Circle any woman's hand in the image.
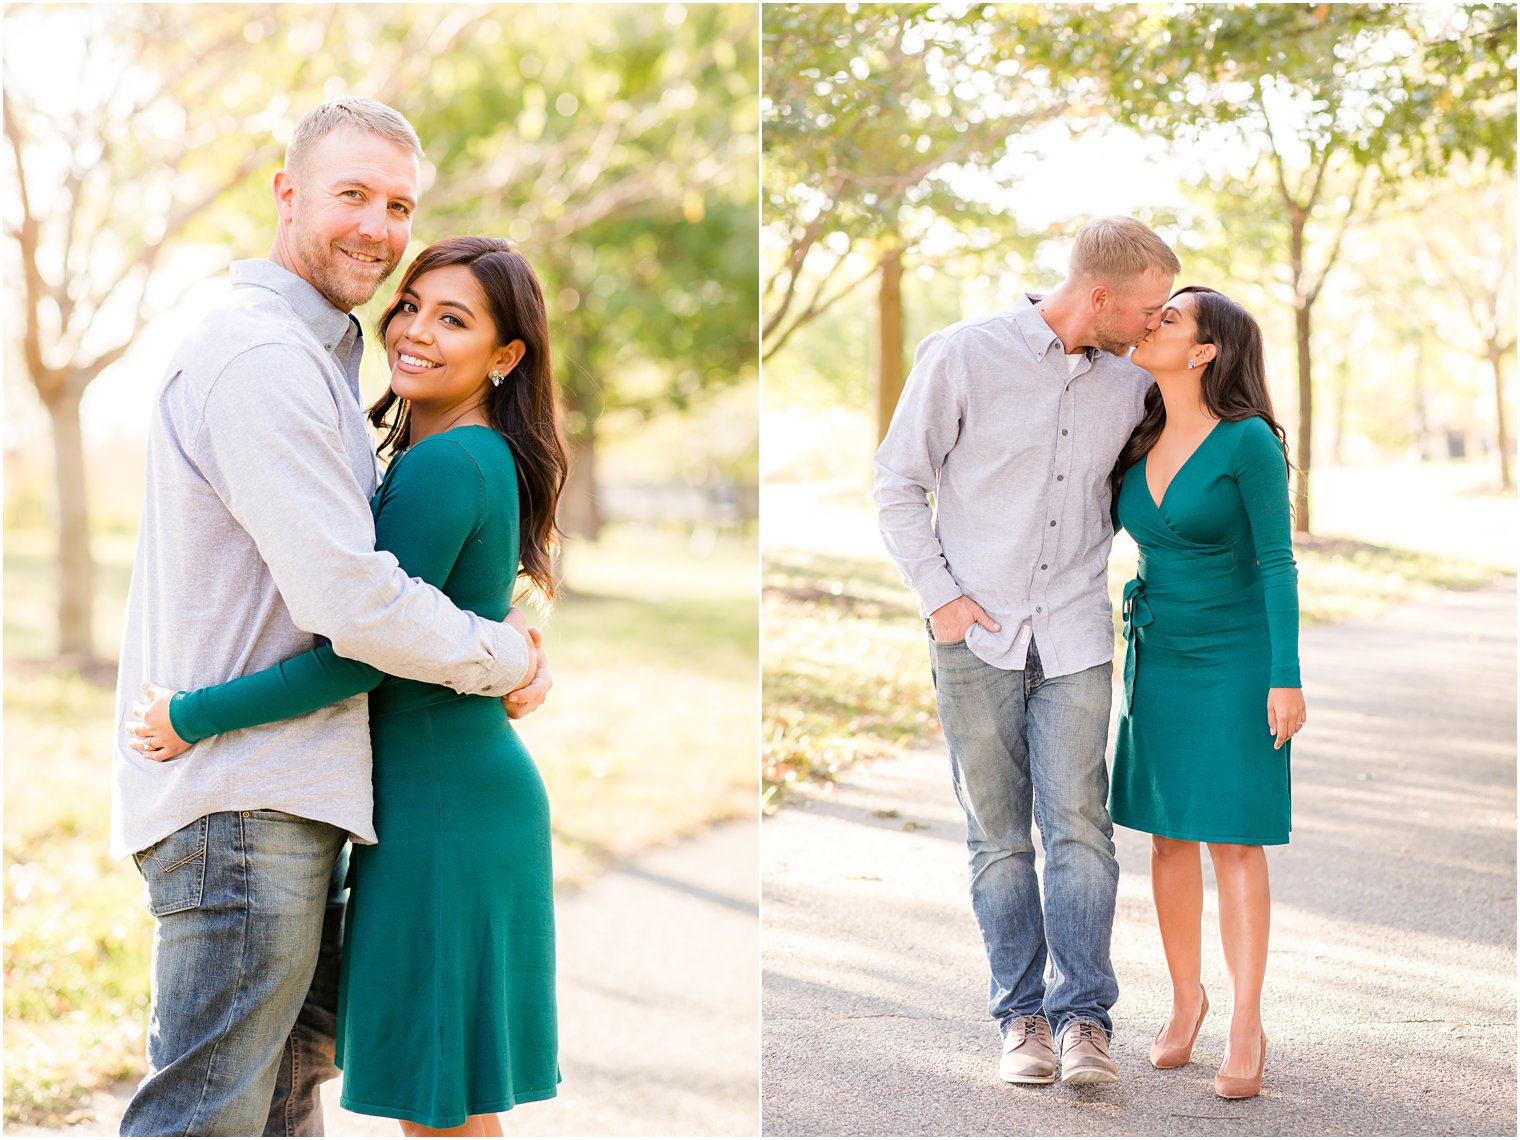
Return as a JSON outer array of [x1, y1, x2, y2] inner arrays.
[[126, 682, 192, 762], [1266, 687, 1307, 750], [505, 629, 552, 720]]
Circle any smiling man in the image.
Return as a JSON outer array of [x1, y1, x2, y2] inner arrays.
[[874, 216, 1179, 1089], [112, 98, 549, 1137]]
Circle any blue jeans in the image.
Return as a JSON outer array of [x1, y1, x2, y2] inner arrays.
[[929, 632, 1120, 1039], [121, 810, 348, 1137]]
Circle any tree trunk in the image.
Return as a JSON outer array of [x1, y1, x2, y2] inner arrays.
[[42, 384, 96, 664], [875, 235, 904, 445], [559, 429, 602, 541], [1294, 301, 1313, 534], [1492, 346, 1512, 492], [1289, 215, 1313, 535]]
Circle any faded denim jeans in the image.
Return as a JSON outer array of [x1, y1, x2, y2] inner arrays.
[[121, 810, 347, 1137], [929, 632, 1120, 1040]]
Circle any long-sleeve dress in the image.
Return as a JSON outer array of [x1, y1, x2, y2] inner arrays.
[[1108, 415, 1300, 846], [168, 424, 559, 1127]]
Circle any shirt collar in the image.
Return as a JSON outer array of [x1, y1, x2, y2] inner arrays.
[[1015, 292, 1095, 366], [229, 259, 357, 354]]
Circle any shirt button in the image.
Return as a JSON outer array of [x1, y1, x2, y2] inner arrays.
[[1062, 429, 1069, 436], [1040, 564, 1048, 570], [1036, 606, 1043, 613], [1050, 520, 1057, 527], [1057, 474, 1064, 481]]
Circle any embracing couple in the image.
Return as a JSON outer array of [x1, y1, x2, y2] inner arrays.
[[874, 216, 1306, 1100], [110, 97, 566, 1136]]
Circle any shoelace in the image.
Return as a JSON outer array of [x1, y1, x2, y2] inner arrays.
[[1020, 1018, 1043, 1040], [1065, 1021, 1105, 1052]]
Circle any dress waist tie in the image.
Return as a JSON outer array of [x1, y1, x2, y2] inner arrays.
[[1120, 576, 1153, 717]]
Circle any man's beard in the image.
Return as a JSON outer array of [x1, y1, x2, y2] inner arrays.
[[292, 216, 397, 311], [1090, 311, 1140, 357]]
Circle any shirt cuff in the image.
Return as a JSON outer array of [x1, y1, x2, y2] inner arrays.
[[913, 572, 966, 620]]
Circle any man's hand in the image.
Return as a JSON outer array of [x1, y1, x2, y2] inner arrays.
[[505, 628, 551, 720], [929, 595, 1001, 643], [505, 607, 539, 688]]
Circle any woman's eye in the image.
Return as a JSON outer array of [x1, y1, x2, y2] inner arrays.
[[398, 301, 417, 313], [443, 315, 464, 327]]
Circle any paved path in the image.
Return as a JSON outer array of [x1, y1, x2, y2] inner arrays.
[[762, 582, 1517, 1137], [21, 819, 759, 1137]]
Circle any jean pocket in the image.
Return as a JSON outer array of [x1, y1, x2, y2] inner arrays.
[[132, 815, 209, 916]]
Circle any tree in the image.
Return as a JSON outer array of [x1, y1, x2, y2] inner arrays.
[[1017, 2, 1517, 531], [763, 2, 1061, 441], [1408, 159, 1516, 489]]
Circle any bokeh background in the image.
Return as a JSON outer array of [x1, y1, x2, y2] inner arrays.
[[761, 2, 1516, 800], [3, 2, 759, 1128]]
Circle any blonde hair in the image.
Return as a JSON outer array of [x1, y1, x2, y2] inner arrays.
[[285, 96, 422, 174], [1068, 216, 1180, 285]]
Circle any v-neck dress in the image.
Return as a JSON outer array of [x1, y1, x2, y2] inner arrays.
[[166, 426, 559, 1127], [1108, 415, 1300, 845]]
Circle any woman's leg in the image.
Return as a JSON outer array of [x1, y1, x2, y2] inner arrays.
[[1207, 841, 1270, 1078], [400, 1114, 502, 1137], [1150, 835, 1207, 1054]]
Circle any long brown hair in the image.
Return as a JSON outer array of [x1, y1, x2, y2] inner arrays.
[[369, 236, 569, 605], [1111, 285, 1291, 504]]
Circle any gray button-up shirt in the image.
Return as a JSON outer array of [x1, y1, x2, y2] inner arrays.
[[110, 259, 530, 858], [873, 293, 1152, 678]]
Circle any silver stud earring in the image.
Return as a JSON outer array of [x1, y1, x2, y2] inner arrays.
[[1187, 360, 1197, 370], [489, 370, 506, 387]]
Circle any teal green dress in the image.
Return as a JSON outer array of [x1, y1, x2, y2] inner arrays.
[[168, 425, 559, 1127], [1109, 415, 1300, 846]]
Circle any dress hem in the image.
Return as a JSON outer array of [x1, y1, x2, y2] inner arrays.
[[1112, 814, 1290, 847], [338, 1082, 560, 1128]]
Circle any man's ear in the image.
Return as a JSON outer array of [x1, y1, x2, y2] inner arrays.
[[272, 169, 297, 221], [1088, 283, 1110, 313]]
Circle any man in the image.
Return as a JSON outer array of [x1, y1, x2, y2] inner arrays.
[[111, 97, 550, 1136], [873, 216, 1180, 1086]]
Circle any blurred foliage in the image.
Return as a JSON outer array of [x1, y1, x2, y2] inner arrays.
[[762, 2, 1057, 356], [5, 1, 758, 429]]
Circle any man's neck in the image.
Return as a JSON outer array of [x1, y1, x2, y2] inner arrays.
[[1030, 282, 1094, 355]]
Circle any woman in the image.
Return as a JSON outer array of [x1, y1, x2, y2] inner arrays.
[[128, 236, 568, 1136], [1108, 285, 1306, 1100]]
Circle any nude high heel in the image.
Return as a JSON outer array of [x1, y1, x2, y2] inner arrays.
[[1214, 1030, 1267, 1099], [1148, 988, 1208, 1069]]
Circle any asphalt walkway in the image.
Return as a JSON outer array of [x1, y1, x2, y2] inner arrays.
[[762, 581, 1517, 1137]]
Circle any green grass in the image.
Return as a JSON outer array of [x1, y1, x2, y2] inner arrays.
[[2, 524, 757, 1127], [763, 529, 1511, 809]]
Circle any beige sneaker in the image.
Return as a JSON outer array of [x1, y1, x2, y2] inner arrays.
[[999, 1015, 1058, 1084], [1059, 1019, 1118, 1085]]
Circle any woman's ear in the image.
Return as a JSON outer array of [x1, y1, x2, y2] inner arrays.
[[491, 339, 527, 376], [1196, 342, 1218, 366]]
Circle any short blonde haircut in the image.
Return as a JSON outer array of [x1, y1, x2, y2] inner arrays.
[[1068, 216, 1180, 284], [285, 96, 422, 174]]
